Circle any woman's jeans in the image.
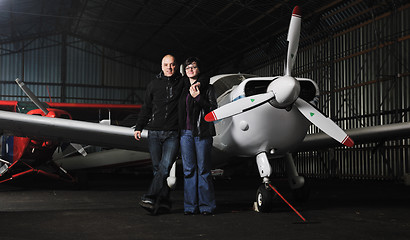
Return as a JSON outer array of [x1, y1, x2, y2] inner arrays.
[[143, 130, 179, 203], [180, 130, 216, 213]]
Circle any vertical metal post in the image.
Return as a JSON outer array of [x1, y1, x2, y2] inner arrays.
[[330, 35, 336, 122], [61, 33, 67, 103], [21, 45, 25, 82]]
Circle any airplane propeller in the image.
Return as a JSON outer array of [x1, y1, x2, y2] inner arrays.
[[205, 6, 354, 147], [15, 78, 50, 115], [204, 92, 274, 122], [15, 78, 88, 156], [285, 5, 301, 76], [294, 98, 354, 147]]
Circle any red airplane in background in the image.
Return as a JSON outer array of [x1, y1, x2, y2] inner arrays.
[[0, 91, 144, 184]]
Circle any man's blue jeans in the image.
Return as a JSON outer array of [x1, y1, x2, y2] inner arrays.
[[143, 130, 179, 202], [180, 130, 216, 213]]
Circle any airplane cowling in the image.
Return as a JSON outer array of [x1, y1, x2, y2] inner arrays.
[[212, 99, 310, 157]]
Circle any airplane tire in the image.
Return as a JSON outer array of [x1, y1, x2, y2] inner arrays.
[[256, 185, 273, 212]]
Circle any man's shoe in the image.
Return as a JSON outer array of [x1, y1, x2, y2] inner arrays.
[[201, 211, 212, 216], [184, 211, 194, 215], [141, 198, 154, 205], [139, 200, 154, 213]]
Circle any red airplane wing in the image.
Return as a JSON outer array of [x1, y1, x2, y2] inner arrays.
[[0, 100, 18, 112]]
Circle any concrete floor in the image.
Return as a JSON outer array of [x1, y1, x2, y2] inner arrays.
[[0, 173, 409, 240]]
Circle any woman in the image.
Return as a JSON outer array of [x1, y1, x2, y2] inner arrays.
[[179, 57, 217, 215]]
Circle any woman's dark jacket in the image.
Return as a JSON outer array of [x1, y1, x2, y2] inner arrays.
[[135, 71, 183, 132], [178, 75, 217, 138]]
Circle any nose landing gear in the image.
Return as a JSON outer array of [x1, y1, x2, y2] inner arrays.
[[254, 152, 276, 212], [254, 152, 309, 215]]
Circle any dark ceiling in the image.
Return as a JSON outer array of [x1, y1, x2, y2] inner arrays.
[[0, 0, 407, 72]]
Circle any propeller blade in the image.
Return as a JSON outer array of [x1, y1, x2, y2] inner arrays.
[[294, 98, 354, 147], [70, 143, 88, 157], [15, 78, 49, 115], [205, 92, 274, 122], [285, 6, 301, 76]]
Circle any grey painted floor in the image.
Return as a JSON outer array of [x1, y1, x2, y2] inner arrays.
[[0, 173, 409, 240]]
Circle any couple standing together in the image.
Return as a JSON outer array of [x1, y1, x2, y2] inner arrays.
[[134, 54, 217, 215]]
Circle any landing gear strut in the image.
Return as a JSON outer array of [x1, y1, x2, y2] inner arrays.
[[285, 153, 310, 202], [254, 152, 310, 212]]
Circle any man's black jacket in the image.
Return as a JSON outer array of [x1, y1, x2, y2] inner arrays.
[[134, 71, 183, 132]]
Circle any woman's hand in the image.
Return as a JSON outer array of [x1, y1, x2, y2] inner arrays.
[[190, 82, 201, 98]]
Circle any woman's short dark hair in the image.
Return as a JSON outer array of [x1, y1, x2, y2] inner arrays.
[[184, 57, 201, 72]]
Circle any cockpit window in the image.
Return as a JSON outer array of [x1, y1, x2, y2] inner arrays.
[[213, 75, 254, 98]]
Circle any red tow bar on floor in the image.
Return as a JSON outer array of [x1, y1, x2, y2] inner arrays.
[[269, 184, 306, 222]]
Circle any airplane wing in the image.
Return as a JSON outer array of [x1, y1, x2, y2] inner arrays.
[[0, 109, 149, 152], [46, 102, 142, 109], [46, 102, 142, 124], [54, 149, 151, 170], [0, 100, 18, 112], [297, 122, 410, 151]]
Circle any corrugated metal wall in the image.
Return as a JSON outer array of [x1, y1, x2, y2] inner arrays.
[[0, 34, 156, 104], [249, 7, 410, 180]]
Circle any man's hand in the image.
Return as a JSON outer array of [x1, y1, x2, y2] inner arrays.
[[134, 131, 142, 141]]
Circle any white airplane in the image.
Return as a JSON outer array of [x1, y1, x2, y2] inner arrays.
[[203, 6, 409, 211], [0, 6, 409, 212], [204, 6, 355, 211]]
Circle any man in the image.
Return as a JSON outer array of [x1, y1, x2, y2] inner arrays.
[[134, 54, 183, 215]]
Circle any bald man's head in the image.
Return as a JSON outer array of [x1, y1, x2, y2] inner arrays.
[[161, 55, 177, 77]]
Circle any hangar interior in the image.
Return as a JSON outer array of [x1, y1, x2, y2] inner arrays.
[[0, 0, 408, 181]]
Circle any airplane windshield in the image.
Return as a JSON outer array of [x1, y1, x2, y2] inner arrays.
[[16, 102, 50, 114], [213, 74, 255, 98]]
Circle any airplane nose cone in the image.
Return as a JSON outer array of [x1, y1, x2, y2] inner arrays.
[[267, 76, 300, 108]]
